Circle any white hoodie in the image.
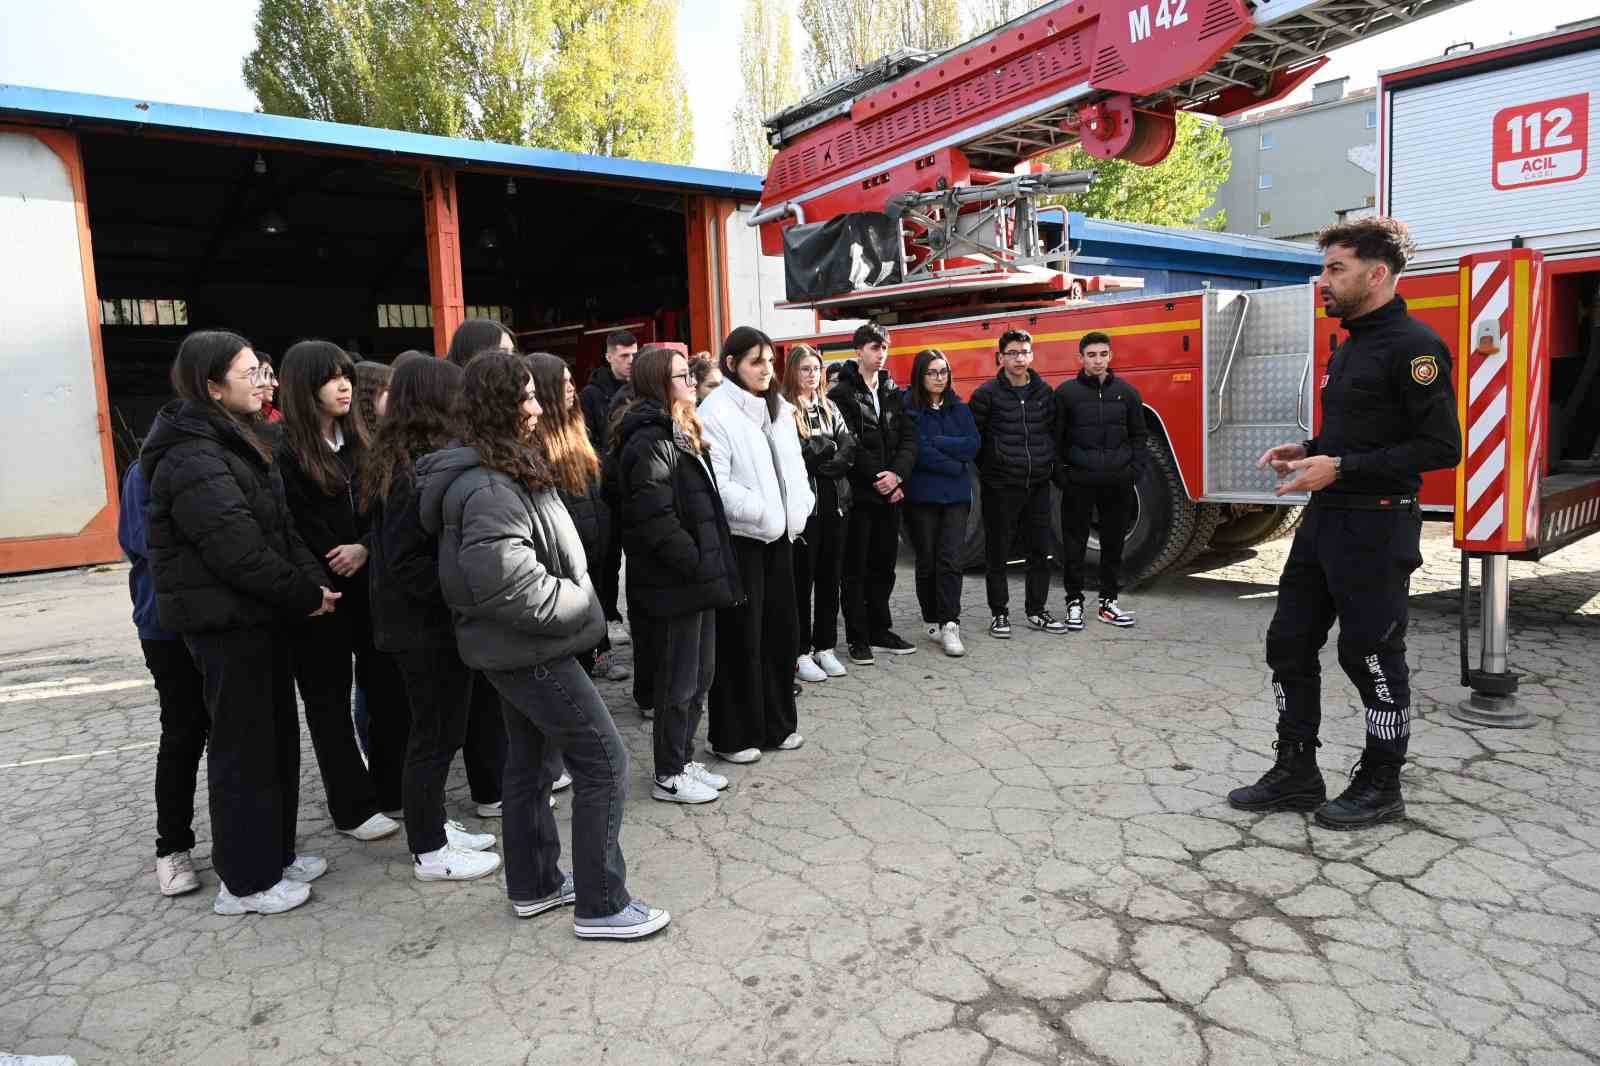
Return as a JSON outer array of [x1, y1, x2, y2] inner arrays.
[[699, 382, 814, 544]]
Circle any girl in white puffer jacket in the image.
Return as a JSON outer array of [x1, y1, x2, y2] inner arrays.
[[698, 326, 816, 765]]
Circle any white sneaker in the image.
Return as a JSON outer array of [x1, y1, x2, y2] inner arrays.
[[381, 809, 403, 819], [512, 873, 576, 918], [475, 800, 503, 818], [940, 621, 966, 658], [597, 652, 631, 681], [574, 898, 671, 940], [712, 747, 762, 764], [414, 843, 501, 882], [777, 732, 805, 750], [813, 649, 847, 677], [684, 761, 729, 790], [445, 819, 495, 851], [156, 851, 200, 897], [924, 622, 940, 644], [607, 620, 632, 647], [341, 812, 400, 841], [553, 770, 573, 792], [795, 654, 828, 683], [652, 772, 720, 804], [213, 878, 310, 916], [282, 855, 327, 883]]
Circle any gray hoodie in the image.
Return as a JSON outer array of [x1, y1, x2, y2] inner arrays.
[[417, 445, 605, 671]]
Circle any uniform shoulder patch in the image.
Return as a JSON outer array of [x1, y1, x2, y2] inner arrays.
[[1410, 355, 1440, 386]]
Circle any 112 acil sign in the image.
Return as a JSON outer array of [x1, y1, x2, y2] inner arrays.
[[1492, 93, 1589, 190]]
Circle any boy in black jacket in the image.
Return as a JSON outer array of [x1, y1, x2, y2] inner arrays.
[[1054, 331, 1146, 630]]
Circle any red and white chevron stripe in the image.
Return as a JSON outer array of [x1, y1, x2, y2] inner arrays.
[[1524, 257, 1545, 537], [1463, 260, 1511, 544]]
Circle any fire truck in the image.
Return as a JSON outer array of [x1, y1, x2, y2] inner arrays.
[[746, 1, 1600, 726]]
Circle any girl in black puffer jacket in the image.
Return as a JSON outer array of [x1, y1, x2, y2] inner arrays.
[[614, 348, 743, 806], [276, 341, 401, 844], [143, 331, 336, 917]]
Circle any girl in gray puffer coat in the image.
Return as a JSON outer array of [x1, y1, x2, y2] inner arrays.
[[418, 351, 668, 942]]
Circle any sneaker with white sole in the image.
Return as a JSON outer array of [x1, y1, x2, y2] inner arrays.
[[989, 613, 1012, 639], [475, 800, 502, 818], [777, 732, 805, 750], [1098, 598, 1135, 627], [156, 851, 200, 897], [712, 746, 762, 764], [282, 855, 327, 884], [813, 649, 847, 677], [870, 631, 917, 655], [847, 642, 876, 666], [512, 873, 575, 918], [213, 878, 310, 916], [1065, 598, 1085, 631], [596, 652, 631, 681], [652, 772, 719, 804], [684, 761, 729, 790], [445, 819, 496, 851], [574, 899, 671, 940], [924, 622, 941, 644], [607, 620, 632, 647], [795, 654, 828, 683], [940, 622, 966, 657], [553, 770, 573, 792], [341, 812, 401, 841], [1026, 610, 1069, 634], [414, 843, 501, 882]]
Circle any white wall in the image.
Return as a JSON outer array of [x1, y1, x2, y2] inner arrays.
[[723, 204, 828, 342], [0, 131, 108, 538]]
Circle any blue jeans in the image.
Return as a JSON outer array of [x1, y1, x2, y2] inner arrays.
[[486, 657, 632, 919]]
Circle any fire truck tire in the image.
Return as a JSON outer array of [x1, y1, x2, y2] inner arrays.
[[1206, 505, 1304, 553], [1103, 436, 1207, 587]]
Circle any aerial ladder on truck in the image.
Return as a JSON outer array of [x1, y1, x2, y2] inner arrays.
[[749, 0, 1600, 730]]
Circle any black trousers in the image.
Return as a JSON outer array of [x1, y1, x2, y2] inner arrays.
[[794, 483, 846, 653], [465, 672, 508, 805], [710, 536, 799, 752], [1060, 481, 1134, 602], [141, 638, 208, 858], [982, 481, 1053, 617], [904, 501, 969, 625], [1266, 502, 1424, 766], [488, 657, 632, 919], [595, 499, 624, 623], [352, 628, 410, 813], [840, 502, 901, 645], [289, 612, 380, 831], [652, 608, 715, 778], [184, 627, 298, 897], [396, 645, 474, 855], [629, 603, 662, 711]]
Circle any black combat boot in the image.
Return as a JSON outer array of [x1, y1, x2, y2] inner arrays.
[[1314, 758, 1404, 830], [1227, 739, 1326, 812]]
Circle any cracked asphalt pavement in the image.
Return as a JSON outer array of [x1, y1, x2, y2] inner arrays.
[[2, 524, 1598, 1065]]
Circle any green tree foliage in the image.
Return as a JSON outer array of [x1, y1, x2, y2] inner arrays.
[[1044, 112, 1232, 230], [729, 0, 797, 173], [796, 0, 963, 91], [242, 0, 693, 164]]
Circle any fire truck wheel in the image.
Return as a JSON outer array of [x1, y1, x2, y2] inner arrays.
[[1207, 505, 1304, 552], [1086, 436, 1208, 587]]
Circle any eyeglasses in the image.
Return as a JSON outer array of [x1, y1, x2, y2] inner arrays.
[[797, 364, 822, 375], [670, 371, 695, 385], [1002, 348, 1032, 358], [924, 367, 950, 378]]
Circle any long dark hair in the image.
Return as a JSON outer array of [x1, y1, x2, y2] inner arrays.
[[525, 352, 600, 496], [353, 360, 393, 429], [360, 357, 464, 509], [169, 330, 272, 464], [908, 348, 960, 411], [447, 317, 513, 368], [721, 325, 780, 422], [614, 346, 705, 456], [278, 340, 370, 495], [780, 343, 838, 439], [463, 351, 551, 491]]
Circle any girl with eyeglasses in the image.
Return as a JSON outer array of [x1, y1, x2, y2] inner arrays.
[[142, 331, 338, 915], [780, 344, 857, 681], [420, 351, 668, 939], [275, 341, 407, 845], [699, 326, 815, 766], [901, 348, 980, 657]]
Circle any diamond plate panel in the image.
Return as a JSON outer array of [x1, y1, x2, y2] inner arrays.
[[1204, 286, 1315, 498]]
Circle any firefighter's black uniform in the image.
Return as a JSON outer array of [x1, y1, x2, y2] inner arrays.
[[1232, 295, 1461, 829]]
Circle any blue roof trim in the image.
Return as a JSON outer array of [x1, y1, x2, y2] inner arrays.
[[1042, 208, 1322, 267], [0, 83, 765, 199]]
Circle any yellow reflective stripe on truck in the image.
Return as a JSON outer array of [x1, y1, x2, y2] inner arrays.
[[890, 318, 1202, 356]]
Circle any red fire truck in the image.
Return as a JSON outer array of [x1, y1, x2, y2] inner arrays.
[[748, 2, 1600, 725]]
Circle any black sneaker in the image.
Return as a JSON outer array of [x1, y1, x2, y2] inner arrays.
[[870, 631, 917, 655], [847, 642, 876, 665], [990, 614, 1012, 639], [1026, 611, 1069, 634]]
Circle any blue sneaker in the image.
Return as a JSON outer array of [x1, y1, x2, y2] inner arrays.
[[573, 899, 671, 940], [512, 873, 576, 918]]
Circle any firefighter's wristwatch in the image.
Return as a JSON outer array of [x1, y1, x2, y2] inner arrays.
[[1331, 456, 1343, 480]]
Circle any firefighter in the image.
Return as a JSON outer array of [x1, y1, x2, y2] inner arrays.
[[1228, 216, 1461, 831]]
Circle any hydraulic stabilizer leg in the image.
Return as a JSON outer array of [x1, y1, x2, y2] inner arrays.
[[1452, 554, 1535, 728]]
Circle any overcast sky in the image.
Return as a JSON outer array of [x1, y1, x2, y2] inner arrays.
[[0, 0, 1593, 173]]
